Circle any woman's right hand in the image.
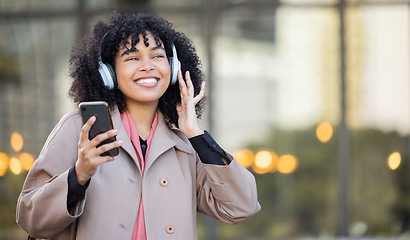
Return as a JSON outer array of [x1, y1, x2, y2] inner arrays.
[[75, 116, 123, 185]]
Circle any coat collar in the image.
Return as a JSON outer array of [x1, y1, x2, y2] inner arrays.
[[111, 106, 193, 173]]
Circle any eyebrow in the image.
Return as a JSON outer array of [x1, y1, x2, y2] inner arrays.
[[120, 45, 166, 57]]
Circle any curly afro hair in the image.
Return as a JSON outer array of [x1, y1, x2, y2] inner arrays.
[[68, 11, 204, 128]]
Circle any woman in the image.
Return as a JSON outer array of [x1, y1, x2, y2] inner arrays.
[[17, 11, 260, 239]]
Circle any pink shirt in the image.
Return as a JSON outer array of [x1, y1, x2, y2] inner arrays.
[[121, 111, 158, 240]]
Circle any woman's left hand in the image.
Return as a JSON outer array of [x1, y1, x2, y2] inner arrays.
[[177, 70, 206, 138]]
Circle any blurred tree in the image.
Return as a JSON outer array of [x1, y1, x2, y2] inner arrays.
[[0, 172, 27, 239], [390, 137, 410, 234], [0, 39, 20, 85], [350, 129, 405, 235], [0, 38, 25, 239], [216, 126, 408, 239]]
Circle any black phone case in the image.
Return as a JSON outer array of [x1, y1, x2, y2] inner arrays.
[[79, 101, 119, 157]]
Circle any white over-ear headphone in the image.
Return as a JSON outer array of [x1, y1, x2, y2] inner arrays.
[[98, 32, 181, 89], [98, 53, 117, 90], [169, 44, 181, 86]]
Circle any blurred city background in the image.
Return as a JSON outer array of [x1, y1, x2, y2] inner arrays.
[[0, 0, 409, 239]]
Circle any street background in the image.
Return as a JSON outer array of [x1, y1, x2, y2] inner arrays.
[[0, 0, 410, 239]]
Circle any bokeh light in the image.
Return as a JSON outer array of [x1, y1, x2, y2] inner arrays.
[[233, 149, 255, 168], [255, 151, 273, 169], [10, 157, 22, 175], [0, 153, 9, 176], [252, 151, 278, 174], [19, 153, 35, 171], [277, 154, 298, 174], [268, 152, 279, 173], [316, 122, 333, 143], [11, 132, 24, 152], [388, 152, 401, 170]]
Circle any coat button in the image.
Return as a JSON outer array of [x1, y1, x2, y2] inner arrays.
[[166, 225, 175, 234], [160, 178, 168, 187]]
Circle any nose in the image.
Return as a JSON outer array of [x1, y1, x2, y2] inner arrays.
[[139, 57, 154, 72]]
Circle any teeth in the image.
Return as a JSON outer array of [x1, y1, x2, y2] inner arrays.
[[136, 78, 157, 84]]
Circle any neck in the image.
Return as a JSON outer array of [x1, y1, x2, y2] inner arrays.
[[126, 101, 158, 140]]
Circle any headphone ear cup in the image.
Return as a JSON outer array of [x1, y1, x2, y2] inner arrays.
[[169, 45, 181, 86], [98, 60, 117, 90], [105, 63, 118, 87], [98, 31, 118, 90]]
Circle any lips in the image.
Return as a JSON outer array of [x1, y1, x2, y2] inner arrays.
[[134, 78, 159, 87]]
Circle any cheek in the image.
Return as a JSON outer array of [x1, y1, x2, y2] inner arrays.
[[115, 64, 132, 85], [160, 61, 172, 81]]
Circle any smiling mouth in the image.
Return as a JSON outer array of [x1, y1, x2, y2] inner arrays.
[[134, 78, 159, 87]]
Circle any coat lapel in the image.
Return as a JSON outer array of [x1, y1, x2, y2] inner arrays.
[[111, 107, 194, 174], [111, 106, 142, 173], [144, 116, 175, 172], [144, 112, 194, 174]]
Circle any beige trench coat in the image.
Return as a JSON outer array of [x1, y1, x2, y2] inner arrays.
[[16, 107, 261, 239]]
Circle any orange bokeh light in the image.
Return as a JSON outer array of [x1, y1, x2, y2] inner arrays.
[[252, 151, 278, 174], [11, 132, 24, 152], [10, 157, 22, 175], [233, 149, 255, 168], [20, 152, 35, 171], [316, 122, 333, 143], [388, 152, 401, 170], [277, 154, 298, 174], [0, 153, 9, 176]]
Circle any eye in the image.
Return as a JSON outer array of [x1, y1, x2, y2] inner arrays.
[[125, 57, 138, 62], [153, 54, 165, 59]]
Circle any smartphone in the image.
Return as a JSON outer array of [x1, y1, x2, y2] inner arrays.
[[78, 101, 119, 157]]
